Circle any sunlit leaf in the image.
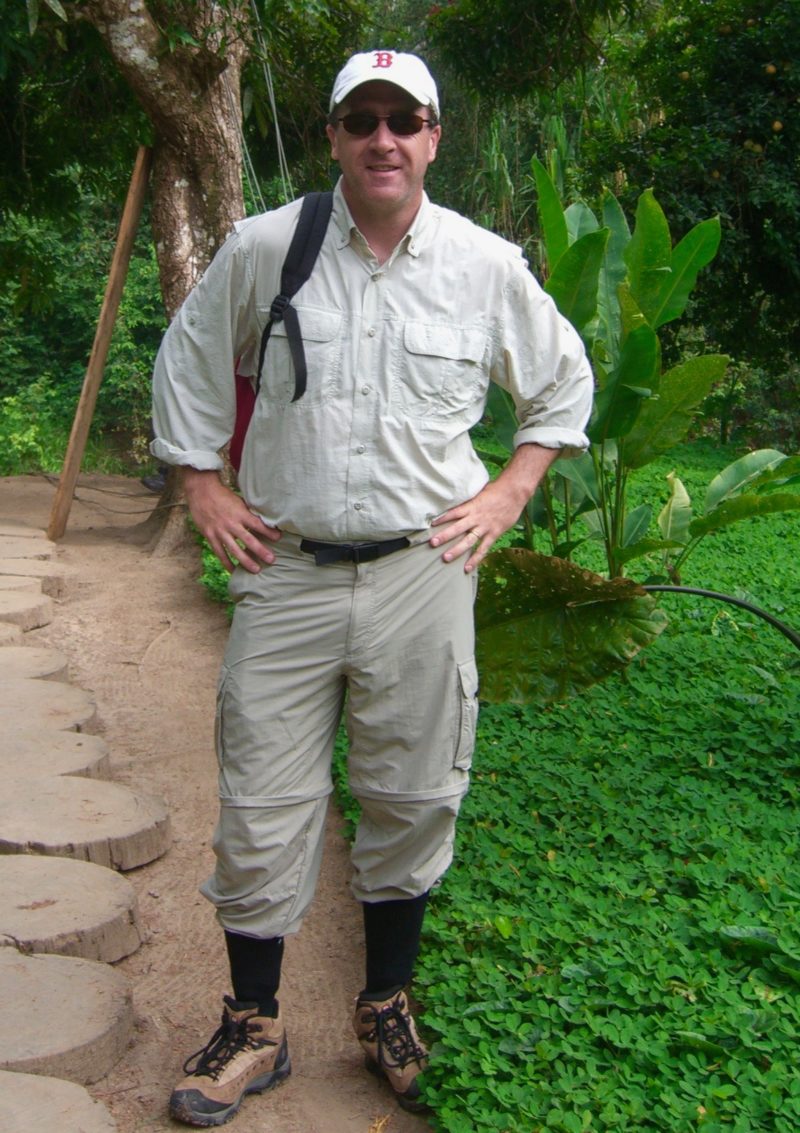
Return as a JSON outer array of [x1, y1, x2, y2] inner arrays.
[[658, 472, 692, 544], [689, 491, 800, 538], [704, 449, 788, 513]]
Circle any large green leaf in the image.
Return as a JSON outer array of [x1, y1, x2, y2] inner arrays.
[[689, 491, 800, 538], [622, 503, 652, 547], [552, 451, 602, 507], [650, 217, 721, 329], [545, 229, 609, 337], [624, 190, 672, 326], [565, 201, 600, 242], [703, 449, 788, 513], [589, 324, 659, 443], [475, 549, 668, 704], [484, 383, 518, 454], [531, 157, 569, 270], [658, 472, 693, 545], [597, 191, 631, 359], [624, 354, 728, 470]]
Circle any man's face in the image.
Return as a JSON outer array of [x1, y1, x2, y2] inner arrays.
[[326, 81, 441, 221]]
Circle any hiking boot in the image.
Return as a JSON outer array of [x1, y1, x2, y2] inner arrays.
[[169, 997, 290, 1127], [352, 988, 429, 1112]]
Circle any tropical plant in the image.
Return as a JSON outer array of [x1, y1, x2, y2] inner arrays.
[[474, 163, 800, 704]]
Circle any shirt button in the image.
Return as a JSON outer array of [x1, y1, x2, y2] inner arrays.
[[367, 327, 376, 337], [356, 445, 366, 454], [371, 273, 381, 281], [354, 502, 363, 511], [361, 385, 371, 395]]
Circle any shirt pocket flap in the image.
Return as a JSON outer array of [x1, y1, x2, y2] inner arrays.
[[403, 321, 485, 363], [270, 306, 341, 342]]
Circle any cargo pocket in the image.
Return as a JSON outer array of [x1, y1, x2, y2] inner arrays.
[[454, 658, 479, 770]]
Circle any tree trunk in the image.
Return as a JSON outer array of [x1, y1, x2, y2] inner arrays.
[[79, 0, 250, 550]]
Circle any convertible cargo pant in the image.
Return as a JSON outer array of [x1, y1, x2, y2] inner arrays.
[[201, 532, 479, 938]]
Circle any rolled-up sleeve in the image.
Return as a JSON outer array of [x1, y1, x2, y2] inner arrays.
[[493, 261, 594, 458], [151, 230, 257, 470]]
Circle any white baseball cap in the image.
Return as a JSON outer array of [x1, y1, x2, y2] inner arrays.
[[329, 50, 440, 119]]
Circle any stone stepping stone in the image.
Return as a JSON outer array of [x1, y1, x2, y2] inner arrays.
[[0, 523, 48, 538], [0, 576, 42, 594], [0, 730, 111, 779], [0, 623, 23, 646], [0, 856, 142, 962], [0, 950, 132, 1085], [0, 1070, 117, 1133], [0, 590, 53, 631], [0, 558, 78, 598], [0, 646, 69, 682], [0, 536, 55, 560], [0, 678, 97, 731], [0, 777, 171, 870]]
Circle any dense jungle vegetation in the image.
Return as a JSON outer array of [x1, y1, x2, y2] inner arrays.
[[3, 1, 800, 1129]]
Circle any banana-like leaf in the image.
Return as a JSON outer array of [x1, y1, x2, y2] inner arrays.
[[658, 472, 693, 544], [703, 449, 787, 513], [589, 324, 658, 443], [475, 549, 669, 704], [689, 491, 800, 538], [545, 229, 609, 338], [484, 383, 518, 454], [531, 157, 569, 270], [552, 451, 602, 507], [622, 503, 652, 546], [650, 217, 721, 329], [597, 192, 631, 359], [624, 190, 672, 325], [565, 201, 600, 242], [624, 354, 728, 469], [614, 537, 684, 567]]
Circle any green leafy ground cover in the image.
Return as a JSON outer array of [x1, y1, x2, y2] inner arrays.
[[197, 441, 799, 1131]]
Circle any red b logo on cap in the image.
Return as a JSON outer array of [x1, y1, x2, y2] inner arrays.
[[372, 52, 394, 68]]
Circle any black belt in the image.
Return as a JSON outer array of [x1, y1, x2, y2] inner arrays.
[[299, 537, 410, 566]]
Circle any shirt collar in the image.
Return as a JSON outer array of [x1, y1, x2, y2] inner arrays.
[[332, 178, 434, 260]]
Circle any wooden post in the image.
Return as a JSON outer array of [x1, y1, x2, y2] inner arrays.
[[47, 145, 153, 541]]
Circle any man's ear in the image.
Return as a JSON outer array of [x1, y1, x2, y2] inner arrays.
[[326, 123, 339, 161], [428, 124, 442, 164]]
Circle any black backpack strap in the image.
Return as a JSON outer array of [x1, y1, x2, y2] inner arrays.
[[256, 190, 334, 402]]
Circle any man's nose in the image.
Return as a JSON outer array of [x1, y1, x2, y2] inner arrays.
[[369, 119, 396, 149]]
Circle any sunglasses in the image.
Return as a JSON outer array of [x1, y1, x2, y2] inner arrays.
[[335, 112, 435, 137]]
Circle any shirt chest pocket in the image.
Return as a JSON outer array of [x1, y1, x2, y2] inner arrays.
[[394, 320, 488, 417], [260, 306, 343, 409]]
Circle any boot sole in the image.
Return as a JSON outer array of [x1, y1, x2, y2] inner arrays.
[[364, 1054, 428, 1113], [169, 1058, 291, 1127]]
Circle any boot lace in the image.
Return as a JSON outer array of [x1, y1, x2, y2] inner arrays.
[[182, 1007, 269, 1080], [371, 1001, 426, 1072]]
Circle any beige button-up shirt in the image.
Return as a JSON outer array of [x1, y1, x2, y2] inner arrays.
[[152, 181, 593, 542]]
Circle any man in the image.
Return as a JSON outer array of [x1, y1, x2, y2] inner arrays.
[[152, 49, 593, 1128]]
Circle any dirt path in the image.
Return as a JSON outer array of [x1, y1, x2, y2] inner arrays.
[[3, 473, 430, 1133]]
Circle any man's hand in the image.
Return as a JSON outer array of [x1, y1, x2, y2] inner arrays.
[[183, 468, 280, 573], [429, 443, 560, 572]]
